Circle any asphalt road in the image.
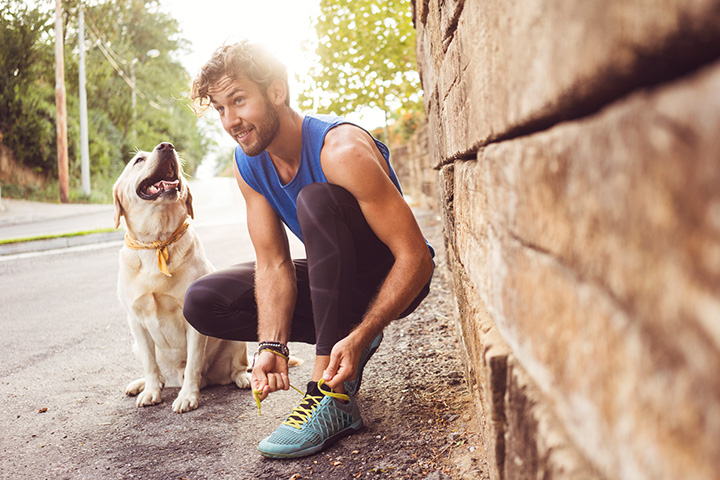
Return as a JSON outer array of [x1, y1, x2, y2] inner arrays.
[[0, 179, 485, 479], [0, 179, 320, 479], [0, 217, 321, 479]]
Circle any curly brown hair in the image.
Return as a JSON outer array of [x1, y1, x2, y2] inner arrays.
[[190, 40, 289, 115]]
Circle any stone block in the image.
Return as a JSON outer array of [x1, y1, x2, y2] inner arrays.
[[451, 248, 602, 479], [416, 0, 720, 161], [450, 61, 720, 480], [392, 125, 438, 210], [452, 259, 511, 480], [504, 357, 602, 479], [436, 163, 455, 257]]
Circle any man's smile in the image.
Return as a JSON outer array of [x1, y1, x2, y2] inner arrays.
[[233, 127, 254, 143]]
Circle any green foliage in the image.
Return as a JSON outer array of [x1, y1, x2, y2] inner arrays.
[[68, 0, 210, 176], [0, 0, 211, 200], [371, 110, 424, 145], [298, 0, 423, 120], [0, 0, 56, 172], [0, 227, 116, 246]]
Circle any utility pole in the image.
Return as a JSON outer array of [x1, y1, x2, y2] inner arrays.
[[78, 6, 90, 196], [54, 0, 69, 203], [130, 59, 137, 144]]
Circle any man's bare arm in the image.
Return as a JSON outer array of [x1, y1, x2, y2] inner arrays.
[[320, 125, 435, 387], [234, 163, 295, 399]]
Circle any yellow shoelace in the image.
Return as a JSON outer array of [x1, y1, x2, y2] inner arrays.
[[252, 365, 350, 421], [252, 349, 303, 416], [281, 379, 350, 429], [280, 391, 324, 429], [252, 383, 304, 416]]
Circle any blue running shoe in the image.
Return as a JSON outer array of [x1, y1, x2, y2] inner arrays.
[[257, 380, 363, 458], [344, 332, 383, 396]]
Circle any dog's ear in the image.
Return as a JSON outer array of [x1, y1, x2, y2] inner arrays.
[[112, 182, 125, 229], [185, 185, 194, 219]]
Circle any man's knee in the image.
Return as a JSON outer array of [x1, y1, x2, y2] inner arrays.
[[297, 182, 357, 224], [183, 263, 257, 337], [183, 277, 213, 332]]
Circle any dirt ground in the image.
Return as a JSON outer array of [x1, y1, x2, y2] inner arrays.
[[1, 209, 489, 479]]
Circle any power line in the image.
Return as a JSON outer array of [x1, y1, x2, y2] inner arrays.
[[83, 15, 163, 111]]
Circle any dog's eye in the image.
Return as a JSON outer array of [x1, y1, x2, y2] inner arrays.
[[134, 156, 146, 165]]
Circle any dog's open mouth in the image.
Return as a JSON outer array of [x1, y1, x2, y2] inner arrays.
[[137, 158, 180, 201]]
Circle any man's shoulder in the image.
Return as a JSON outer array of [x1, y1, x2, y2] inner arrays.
[[322, 123, 367, 148], [303, 114, 356, 162], [305, 113, 347, 127]]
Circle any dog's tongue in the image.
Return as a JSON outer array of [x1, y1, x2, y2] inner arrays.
[[147, 179, 179, 195]]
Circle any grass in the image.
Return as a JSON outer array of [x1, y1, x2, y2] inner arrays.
[[1, 174, 116, 204], [0, 177, 117, 246], [0, 227, 118, 245]]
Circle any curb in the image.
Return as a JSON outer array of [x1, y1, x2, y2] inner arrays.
[[0, 230, 125, 256]]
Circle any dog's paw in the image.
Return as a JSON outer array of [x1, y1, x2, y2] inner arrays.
[[233, 371, 251, 389], [135, 388, 162, 407], [172, 391, 199, 413], [125, 378, 145, 396]]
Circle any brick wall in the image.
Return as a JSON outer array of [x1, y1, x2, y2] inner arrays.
[[412, 0, 720, 478]]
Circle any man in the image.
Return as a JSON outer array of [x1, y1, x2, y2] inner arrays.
[[184, 40, 434, 459]]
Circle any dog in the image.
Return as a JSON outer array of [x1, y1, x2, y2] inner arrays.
[[112, 141, 251, 413]]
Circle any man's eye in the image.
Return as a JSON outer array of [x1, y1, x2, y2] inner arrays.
[[215, 106, 225, 114], [134, 156, 145, 165], [234, 97, 244, 105]]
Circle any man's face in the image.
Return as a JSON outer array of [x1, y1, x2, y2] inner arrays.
[[208, 74, 280, 157]]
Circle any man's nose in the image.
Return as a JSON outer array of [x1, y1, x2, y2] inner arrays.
[[223, 107, 242, 130]]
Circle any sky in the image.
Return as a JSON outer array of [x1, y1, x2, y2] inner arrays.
[[159, 0, 319, 103], [158, 0, 318, 169], [160, 0, 385, 123]]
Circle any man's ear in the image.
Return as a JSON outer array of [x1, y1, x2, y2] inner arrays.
[[267, 78, 287, 106]]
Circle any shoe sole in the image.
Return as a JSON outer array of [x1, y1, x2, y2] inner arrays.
[[257, 419, 364, 459]]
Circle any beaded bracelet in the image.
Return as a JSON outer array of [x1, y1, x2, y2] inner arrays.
[[257, 341, 289, 358], [252, 341, 290, 368]]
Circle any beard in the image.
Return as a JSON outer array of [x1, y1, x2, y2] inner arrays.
[[236, 97, 280, 157]]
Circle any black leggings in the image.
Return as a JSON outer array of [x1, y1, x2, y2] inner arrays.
[[183, 183, 431, 355]]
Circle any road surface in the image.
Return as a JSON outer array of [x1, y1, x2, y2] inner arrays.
[[0, 178, 485, 479]]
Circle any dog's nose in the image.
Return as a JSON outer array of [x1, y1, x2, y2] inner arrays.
[[157, 142, 174, 151]]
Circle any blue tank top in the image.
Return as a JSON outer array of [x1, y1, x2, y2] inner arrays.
[[235, 114, 403, 243]]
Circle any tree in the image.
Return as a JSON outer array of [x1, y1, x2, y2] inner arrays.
[[0, 0, 210, 200], [68, 0, 209, 177], [298, 0, 423, 132], [0, 0, 56, 172]]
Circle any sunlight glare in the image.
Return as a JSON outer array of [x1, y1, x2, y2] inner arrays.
[[160, 0, 320, 111]]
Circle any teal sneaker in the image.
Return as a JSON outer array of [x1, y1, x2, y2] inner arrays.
[[257, 380, 364, 458], [344, 332, 383, 396]]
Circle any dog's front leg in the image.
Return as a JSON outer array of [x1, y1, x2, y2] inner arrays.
[[172, 326, 207, 413], [126, 319, 164, 407]]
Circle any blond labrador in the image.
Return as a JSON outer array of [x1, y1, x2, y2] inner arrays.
[[113, 142, 250, 413]]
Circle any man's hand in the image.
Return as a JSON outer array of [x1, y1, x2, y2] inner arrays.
[[251, 350, 290, 401], [322, 333, 365, 391]]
